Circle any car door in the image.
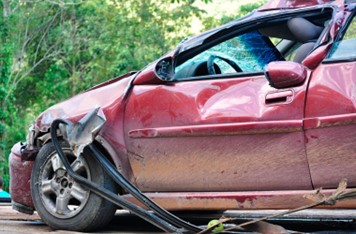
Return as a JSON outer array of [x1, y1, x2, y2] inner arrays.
[[304, 11, 356, 189], [124, 25, 313, 193]]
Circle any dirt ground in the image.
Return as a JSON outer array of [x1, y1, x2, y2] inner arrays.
[[0, 204, 161, 233], [0, 204, 81, 234]]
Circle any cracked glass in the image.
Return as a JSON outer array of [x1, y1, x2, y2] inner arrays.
[[175, 30, 284, 79]]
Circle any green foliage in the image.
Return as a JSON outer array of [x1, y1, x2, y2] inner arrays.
[[239, 1, 266, 16], [201, 1, 267, 30], [0, 0, 263, 191], [1, 0, 14, 191]]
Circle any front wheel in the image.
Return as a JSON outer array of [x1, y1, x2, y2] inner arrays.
[[31, 142, 117, 231]]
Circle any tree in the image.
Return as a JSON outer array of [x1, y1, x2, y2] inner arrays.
[[0, 0, 265, 191], [1, 0, 17, 189], [201, 1, 266, 30], [0, 0, 210, 190]]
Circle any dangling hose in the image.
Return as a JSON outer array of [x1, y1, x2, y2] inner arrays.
[[87, 143, 202, 233], [50, 119, 185, 233]]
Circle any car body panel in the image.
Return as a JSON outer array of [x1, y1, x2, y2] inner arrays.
[[305, 61, 356, 188], [35, 74, 133, 132], [123, 190, 356, 210], [32, 74, 136, 180], [124, 73, 312, 192], [9, 143, 34, 208]]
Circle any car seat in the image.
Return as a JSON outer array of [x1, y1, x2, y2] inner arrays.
[[287, 17, 323, 63]]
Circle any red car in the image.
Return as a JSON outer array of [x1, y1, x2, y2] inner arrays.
[[9, 0, 356, 231]]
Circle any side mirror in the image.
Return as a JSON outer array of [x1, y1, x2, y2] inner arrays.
[[264, 61, 307, 89], [154, 57, 174, 81]]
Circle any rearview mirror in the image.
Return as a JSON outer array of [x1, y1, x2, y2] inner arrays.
[[264, 61, 307, 89]]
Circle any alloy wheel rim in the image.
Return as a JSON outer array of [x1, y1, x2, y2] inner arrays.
[[39, 151, 91, 218]]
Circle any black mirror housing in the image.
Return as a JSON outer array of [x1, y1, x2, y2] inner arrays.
[[154, 57, 174, 81]]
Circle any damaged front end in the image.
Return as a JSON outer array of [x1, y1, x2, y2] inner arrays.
[[22, 125, 42, 160], [9, 73, 135, 215], [9, 124, 50, 214], [9, 108, 107, 215]]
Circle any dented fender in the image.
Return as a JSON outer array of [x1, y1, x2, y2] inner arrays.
[[10, 74, 137, 213]]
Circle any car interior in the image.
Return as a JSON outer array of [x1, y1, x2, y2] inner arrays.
[[173, 10, 332, 81]]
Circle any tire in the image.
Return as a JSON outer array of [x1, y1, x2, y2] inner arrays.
[[31, 141, 117, 231]]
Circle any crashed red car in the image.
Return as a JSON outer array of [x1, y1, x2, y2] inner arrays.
[[9, 0, 356, 231]]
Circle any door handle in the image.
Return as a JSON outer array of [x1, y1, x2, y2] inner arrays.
[[265, 90, 293, 105]]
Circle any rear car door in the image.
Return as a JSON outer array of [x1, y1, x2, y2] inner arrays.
[[304, 11, 356, 189], [124, 17, 314, 193]]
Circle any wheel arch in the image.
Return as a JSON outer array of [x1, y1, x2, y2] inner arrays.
[[93, 135, 135, 192], [33, 131, 134, 193]]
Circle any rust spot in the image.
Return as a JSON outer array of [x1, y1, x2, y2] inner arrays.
[[184, 194, 258, 204], [233, 195, 257, 204]]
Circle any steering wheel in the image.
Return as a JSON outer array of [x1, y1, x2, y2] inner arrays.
[[207, 55, 242, 75]]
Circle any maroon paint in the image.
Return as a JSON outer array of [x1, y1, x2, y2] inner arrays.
[[124, 74, 312, 192], [123, 190, 356, 210], [266, 61, 308, 88], [128, 120, 302, 138], [35, 74, 136, 180], [9, 143, 34, 207], [133, 64, 166, 85], [305, 61, 356, 189]]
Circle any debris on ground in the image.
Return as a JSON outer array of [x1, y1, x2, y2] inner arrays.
[[199, 179, 356, 233]]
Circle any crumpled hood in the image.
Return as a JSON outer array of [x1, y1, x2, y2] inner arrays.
[[35, 73, 134, 132]]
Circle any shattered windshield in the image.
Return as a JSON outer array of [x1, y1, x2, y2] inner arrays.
[[174, 30, 284, 79]]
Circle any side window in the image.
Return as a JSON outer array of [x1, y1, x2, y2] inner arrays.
[[172, 12, 332, 81], [327, 14, 356, 61], [174, 30, 284, 80]]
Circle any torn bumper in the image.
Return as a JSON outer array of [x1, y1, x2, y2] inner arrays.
[[9, 142, 35, 214]]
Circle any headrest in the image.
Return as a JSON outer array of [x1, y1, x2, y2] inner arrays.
[[287, 17, 323, 43], [293, 42, 316, 63]]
